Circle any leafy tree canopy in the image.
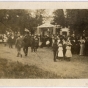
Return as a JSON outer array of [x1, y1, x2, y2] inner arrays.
[[0, 9, 45, 34]]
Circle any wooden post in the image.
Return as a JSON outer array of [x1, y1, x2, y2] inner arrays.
[[37, 27, 40, 35]]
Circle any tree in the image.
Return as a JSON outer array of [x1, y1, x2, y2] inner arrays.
[[0, 9, 45, 34], [66, 9, 88, 35], [52, 9, 65, 27], [30, 9, 45, 34]]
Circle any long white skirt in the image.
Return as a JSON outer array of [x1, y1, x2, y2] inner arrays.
[[58, 48, 63, 57], [65, 50, 72, 57]]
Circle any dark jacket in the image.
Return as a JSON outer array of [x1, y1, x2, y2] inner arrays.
[[8, 36, 13, 44], [52, 42, 58, 51], [23, 35, 30, 47], [34, 38, 39, 47], [31, 38, 35, 47]]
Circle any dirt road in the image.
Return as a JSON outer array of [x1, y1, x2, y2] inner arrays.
[[0, 44, 88, 78]]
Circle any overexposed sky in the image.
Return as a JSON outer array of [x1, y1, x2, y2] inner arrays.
[[28, 9, 55, 23], [29, 9, 55, 17]]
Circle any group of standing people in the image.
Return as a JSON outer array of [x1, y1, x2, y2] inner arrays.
[[2, 31, 88, 62], [52, 34, 88, 62], [53, 38, 72, 62], [15, 32, 39, 57], [70, 35, 88, 56], [2, 33, 17, 48], [40, 35, 52, 48], [2, 31, 39, 58]]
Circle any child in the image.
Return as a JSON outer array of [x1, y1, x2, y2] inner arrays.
[[65, 42, 72, 61], [58, 43, 63, 60]]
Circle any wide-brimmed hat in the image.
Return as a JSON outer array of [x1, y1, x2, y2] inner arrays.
[[67, 42, 72, 46], [58, 44, 62, 47]]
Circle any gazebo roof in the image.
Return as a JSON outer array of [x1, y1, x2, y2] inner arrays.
[[38, 23, 55, 28]]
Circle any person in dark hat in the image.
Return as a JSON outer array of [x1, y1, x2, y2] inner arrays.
[[30, 35, 35, 52], [23, 32, 30, 56], [34, 36, 39, 52], [52, 39, 58, 62], [63, 38, 67, 60], [84, 37, 88, 56], [8, 35, 13, 48]]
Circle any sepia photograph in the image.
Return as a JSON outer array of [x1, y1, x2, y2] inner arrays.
[[0, 2, 88, 86]]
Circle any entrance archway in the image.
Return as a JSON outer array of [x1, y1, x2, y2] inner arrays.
[[62, 31, 67, 36], [60, 27, 70, 36]]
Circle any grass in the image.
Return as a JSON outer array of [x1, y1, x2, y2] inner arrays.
[[0, 57, 60, 78]]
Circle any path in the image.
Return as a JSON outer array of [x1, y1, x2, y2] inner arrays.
[[0, 44, 88, 78]]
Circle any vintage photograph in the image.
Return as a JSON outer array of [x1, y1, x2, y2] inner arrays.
[[0, 8, 88, 79], [0, 2, 88, 82]]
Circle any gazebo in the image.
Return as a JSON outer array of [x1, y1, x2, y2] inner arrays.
[[36, 22, 56, 36]]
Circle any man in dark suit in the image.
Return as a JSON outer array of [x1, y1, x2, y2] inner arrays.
[[52, 39, 58, 62], [85, 37, 88, 56], [23, 32, 30, 56]]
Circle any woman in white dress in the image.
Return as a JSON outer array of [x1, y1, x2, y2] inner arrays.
[[65, 42, 72, 61], [79, 37, 85, 56], [58, 43, 63, 60]]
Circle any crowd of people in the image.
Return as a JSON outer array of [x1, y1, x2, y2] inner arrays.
[[2, 32, 39, 57], [15, 32, 39, 57], [1, 31, 88, 62], [52, 34, 88, 62]]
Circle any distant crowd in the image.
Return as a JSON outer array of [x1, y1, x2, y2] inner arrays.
[[1, 32, 40, 57]]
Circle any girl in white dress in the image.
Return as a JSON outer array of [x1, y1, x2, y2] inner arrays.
[[65, 42, 72, 61], [58, 43, 63, 60]]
